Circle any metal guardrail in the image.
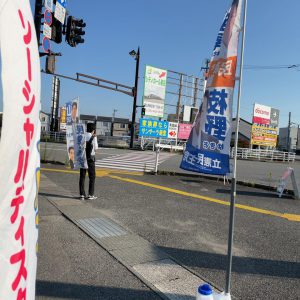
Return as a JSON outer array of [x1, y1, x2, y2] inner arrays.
[[231, 148, 295, 162], [41, 131, 66, 143]]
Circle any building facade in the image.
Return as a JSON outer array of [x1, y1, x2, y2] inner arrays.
[[67, 114, 131, 137], [40, 111, 50, 132], [278, 127, 299, 152]]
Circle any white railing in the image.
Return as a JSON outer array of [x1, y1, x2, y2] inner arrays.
[[231, 148, 295, 162]]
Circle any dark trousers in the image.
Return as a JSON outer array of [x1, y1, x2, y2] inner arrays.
[[79, 158, 96, 196]]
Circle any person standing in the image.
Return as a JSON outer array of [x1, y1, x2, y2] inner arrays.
[[79, 123, 98, 200]]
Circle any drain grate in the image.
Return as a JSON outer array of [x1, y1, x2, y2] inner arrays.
[[77, 217, 127, 239]]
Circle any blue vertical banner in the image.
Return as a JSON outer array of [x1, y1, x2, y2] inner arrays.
[[180, 0, 242, 175], [74, 123, 88, 169], [65, 99, 86, 169]]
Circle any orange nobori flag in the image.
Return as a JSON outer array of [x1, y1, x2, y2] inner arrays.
[[181, 0, 242, 175]]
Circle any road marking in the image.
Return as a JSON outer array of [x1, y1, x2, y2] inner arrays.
[[108, 175, 300, 223], [95, 152, 173, 173], [41, 167, 142, 177], [41, 167, 79, 174]]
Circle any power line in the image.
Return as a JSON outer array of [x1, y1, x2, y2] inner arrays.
[[243, 64, 300, 70]]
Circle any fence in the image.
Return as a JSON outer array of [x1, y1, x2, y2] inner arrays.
[[231, 148, 295, 162], [41, 131, 66, 143]]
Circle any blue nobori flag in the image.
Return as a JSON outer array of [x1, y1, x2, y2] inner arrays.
[[180, 0, 242, 175]]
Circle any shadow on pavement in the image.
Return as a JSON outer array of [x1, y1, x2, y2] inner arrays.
[[215, 188, 293, 200], [160, 247, 300, 279], [36, 280, 169, 300], [39, 192, 77, 200]]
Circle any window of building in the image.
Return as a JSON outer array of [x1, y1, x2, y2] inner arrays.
[[103, 122, 110, 127], [120, 124, 126, 129], [41, 117, 46, 122]]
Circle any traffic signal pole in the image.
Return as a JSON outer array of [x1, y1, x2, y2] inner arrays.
[[34, 0, 43, 46], [130, 47, 140, 149]]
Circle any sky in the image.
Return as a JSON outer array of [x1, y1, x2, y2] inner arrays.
[[1, 0, 300, 128]]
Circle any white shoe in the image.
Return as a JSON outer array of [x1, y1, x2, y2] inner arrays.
[[87, 195, 97, 200], [80, 195, 85, 200]]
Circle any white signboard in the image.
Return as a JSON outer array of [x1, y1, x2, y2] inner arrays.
[[183, 105, 192, 122], [54, 2, 66, 24], [277, 167, 300, 200], [143, 65, 167, 118], [253, 103, 271, 125], [168, 122, 178, 139], [45, 0, 53, 11], [43, 23, 52, 39]]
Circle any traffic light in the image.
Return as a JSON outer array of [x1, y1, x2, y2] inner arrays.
[[66, 16, 86, 47], [141, 107, 146, 116], [51, 16, 62, 44]]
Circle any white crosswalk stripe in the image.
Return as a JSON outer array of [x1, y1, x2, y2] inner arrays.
[[95, 152, 173, 172]]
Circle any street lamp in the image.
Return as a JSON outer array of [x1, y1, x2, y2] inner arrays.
[[129, 47, 140, 149]]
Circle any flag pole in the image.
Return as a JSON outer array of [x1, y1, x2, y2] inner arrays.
[[225, 0, 248, 295]]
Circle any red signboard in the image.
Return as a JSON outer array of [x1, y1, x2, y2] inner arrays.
[[178, 123, 193, 140]]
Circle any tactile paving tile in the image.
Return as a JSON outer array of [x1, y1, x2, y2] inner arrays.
[[77, 217, 127, 238]]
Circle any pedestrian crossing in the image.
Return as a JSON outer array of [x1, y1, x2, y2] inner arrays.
[[95, 151, 174, 172]]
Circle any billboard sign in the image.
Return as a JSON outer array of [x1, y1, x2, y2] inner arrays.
[[168, 122, 178, 139], [139, 118, 168, 138], [251, 125, 278, 147], [178, 123, 193, 140], [253, 103, 271, 125], [143, 65, 167, 118], [270, 108, 280, 127], [59, 106, 66, 131]]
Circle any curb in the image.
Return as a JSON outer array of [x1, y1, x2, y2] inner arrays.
[[154, 170, 295, 197]]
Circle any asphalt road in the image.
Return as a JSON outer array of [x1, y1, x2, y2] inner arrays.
[[41, 142, 300, 190], [40, 165, 300, 300]]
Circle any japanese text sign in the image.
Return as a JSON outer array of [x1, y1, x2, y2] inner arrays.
[[139, 118, 169, 138], [143, 65, 167, 118]]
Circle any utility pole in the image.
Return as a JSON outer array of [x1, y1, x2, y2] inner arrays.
[[130, 47, 140, 149], [111, 109, 117, 136], [176, 74, 183, 122], [287, 112, 291, 152], [50, 76, 60, 132]]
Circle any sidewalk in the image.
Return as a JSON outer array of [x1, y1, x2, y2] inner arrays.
[[37, 173, 162, 300], [37, 173, 212, 300]]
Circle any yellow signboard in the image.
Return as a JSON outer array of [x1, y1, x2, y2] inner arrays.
[[60, 107, 67, 123], [251, 125, 278, 147]]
